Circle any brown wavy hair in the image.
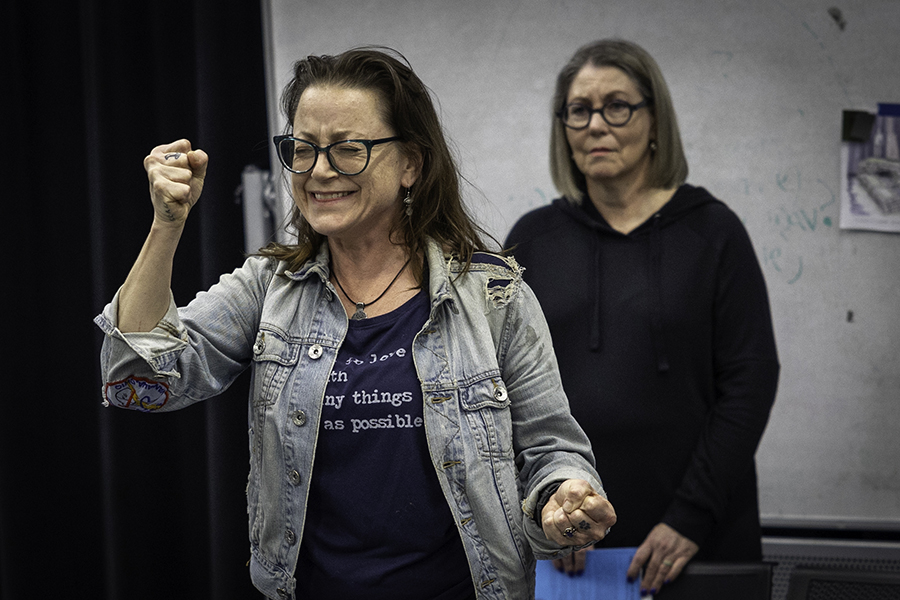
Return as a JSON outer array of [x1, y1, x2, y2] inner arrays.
[[260, 47, 491, 278]]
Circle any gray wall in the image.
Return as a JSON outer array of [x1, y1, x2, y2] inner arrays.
[[263, 0, 900, 529]]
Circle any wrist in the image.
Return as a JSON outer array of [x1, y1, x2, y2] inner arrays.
[[149, 215, 187, 240]]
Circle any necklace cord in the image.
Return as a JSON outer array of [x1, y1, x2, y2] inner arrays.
[[332, 257, 412, 310]]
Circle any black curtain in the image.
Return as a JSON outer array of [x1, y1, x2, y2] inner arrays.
[[4, 1, 270, 598]]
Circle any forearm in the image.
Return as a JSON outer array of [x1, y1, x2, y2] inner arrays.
[[117, 221, 185, 333], [116, 140, 208, 333]]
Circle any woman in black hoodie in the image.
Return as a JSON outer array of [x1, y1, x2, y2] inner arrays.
[[505, 39, 780, 597]]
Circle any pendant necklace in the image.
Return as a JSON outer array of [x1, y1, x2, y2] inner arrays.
[[332, 258, 411, 320]]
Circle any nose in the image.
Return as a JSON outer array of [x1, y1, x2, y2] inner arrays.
[[309, 149, 339, 180], [586, 110, 610, 133]]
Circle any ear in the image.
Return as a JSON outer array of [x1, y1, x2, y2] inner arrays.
[[400, 143, 423, 188]]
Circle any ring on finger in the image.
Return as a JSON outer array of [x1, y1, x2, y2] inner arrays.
[[662, 559, 674, 567], [563, 527, 577, 538]]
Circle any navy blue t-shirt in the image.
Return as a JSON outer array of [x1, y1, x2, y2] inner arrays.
[[295, 290, 474, 599]]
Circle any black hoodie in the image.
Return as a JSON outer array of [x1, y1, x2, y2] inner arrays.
[[505, 184, 779, 558]]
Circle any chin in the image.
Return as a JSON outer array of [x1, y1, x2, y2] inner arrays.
[[585, 168, 623, 182], [299, 211, 343, 237]]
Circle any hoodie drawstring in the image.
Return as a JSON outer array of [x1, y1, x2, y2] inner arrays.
[[589, 233, 603, 352], [649, 213, 670, 372]]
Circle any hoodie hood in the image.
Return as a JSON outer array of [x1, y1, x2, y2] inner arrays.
[[551, 184, 722, 371]]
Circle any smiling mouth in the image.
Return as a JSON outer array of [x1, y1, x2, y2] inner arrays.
[[310, 191, 353, 201]]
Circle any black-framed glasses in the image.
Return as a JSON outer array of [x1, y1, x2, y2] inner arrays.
[[559, 99, 650, 129], [273, 135, 400, 176]]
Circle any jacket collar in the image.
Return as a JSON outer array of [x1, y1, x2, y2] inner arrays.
[[282, 236, 457, 317]]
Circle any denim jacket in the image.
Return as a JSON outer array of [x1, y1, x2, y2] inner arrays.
[[95, 238, 605, 600]]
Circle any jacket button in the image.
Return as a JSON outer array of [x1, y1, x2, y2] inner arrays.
[[289, 469, 301, 485], [493, 386, 508, 402], [286, 529, 296, 545], [308, 344, 323, 359], [291, 410, 307, 426], [253, 332, 266, 355]]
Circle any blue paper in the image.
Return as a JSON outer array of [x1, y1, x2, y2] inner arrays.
[[535, 547, 643, 600]]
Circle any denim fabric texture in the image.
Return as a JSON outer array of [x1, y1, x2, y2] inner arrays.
[[95, 237, 604, 600]]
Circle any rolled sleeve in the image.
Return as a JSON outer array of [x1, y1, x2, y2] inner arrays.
[[95, 289, 189, 378], [94, 289, 191, 412]]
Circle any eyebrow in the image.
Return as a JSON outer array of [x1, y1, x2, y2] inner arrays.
[[294, 129, 360, 142], [568, 89, 634, 104]]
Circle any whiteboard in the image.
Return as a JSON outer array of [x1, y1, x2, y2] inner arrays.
[[263, 0, 900, 529]]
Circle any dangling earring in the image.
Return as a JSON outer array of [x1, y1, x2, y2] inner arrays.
[[403, 187, 413, 216], [650, 141, 658, 152]]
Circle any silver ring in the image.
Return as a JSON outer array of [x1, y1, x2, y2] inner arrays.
[[165, 153, 181, 161], [563, 527, 577, 538]]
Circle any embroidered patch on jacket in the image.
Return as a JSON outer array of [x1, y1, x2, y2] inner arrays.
[[105, 376, 169, 411]]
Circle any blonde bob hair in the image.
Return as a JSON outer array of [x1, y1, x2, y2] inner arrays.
[[549, 39, 688, 203]]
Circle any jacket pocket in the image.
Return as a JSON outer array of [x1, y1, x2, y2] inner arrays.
[[250, 328, 300, 407], [459, 376, 514, 459]]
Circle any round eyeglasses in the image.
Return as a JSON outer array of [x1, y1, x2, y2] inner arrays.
[[559, 99, 650, 129], [273, 135, 400, 176]]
